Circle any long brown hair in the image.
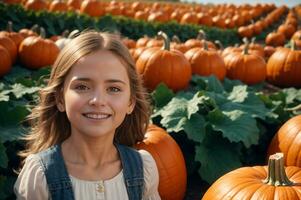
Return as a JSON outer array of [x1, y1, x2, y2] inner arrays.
[[20, 30, 151, 159]]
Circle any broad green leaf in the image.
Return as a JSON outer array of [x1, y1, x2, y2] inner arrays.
[[0, 90, 10, 102], [208, 109, 259, 148], [151, 83, 174, 109], [195, 141, 242, 183], [282, 88, 301, 104], [160, 92, 206, 133], [0, 126, 27, 142], [160, 97, 188, 133], [183, 113, 206, 143], [223, 78, 243, 92], [3, 65, 31, 84], [228, 85, 248, 103], [10, 83, 41, 99], [0, 102, 30, 126], [0, 140, 8, 168], [192, 75, 224, 93], [221, 88, 269, 119]]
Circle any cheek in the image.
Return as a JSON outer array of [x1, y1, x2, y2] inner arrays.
[[64, 92, 86, 112]]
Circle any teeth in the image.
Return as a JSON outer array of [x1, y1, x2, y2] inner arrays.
[[84, 114, 110, 119]]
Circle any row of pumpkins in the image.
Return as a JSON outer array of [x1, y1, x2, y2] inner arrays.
[[127, 30, 301, 88], [264, 7, 300, 47], [0, 24, 301, 88], [4, 0, 275, 29]]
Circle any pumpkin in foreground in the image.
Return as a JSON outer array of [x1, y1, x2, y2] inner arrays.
[[202, 153, 301, 200], [135, 124, 187, 200], [267, 115, 301, 167]]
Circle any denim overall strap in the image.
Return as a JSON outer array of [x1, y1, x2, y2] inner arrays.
[[116, 144, 144, 200], [37, 144, 75, 200]]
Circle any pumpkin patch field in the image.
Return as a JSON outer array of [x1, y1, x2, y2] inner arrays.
[[1, 1, 301, 199]]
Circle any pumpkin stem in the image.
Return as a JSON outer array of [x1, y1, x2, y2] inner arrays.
[[290, 40, 296, 51], [242, 37, 249, 55], [197, 29, 206, 40], [40, 27, 46, 38], [157, 31, 170, 51], [172, 35, 181, 44], [214, 40, 223, 50], [263, 153, 294, 186], [31, 24, 40, 34], [7, 21, 13, 32], [251, 37, 256, 44]]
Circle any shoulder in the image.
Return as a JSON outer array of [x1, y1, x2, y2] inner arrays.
[[14, 154, 49, 199]]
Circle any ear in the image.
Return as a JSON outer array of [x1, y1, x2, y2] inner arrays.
[[56, 89, 65, 112], [127, 98, 136, 115]]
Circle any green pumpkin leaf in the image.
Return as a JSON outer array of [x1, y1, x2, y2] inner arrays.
[[151, 83, 175, 109], [160, 92, 205, 133], [0, 126, 27, 142], [0, 140, 8, 168], [0, 90, 10, 102], [195, 138, 242, 184], [220, 85, 269, 119], [183, 113, 206, 143], [10, 83, 41, 99], [208, 109, 259, 148]]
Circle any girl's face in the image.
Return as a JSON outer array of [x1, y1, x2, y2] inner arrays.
[[58, 50, 135, 139]]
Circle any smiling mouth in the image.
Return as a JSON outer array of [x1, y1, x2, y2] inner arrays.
[[83, 113, 111, 120]]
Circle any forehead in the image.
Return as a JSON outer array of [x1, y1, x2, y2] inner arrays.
[[65, 50, 129, 83]]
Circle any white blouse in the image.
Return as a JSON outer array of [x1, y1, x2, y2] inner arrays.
[[14, 150, 161, 200]]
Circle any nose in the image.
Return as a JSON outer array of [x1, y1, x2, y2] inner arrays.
[[88, 90, 107, 106]]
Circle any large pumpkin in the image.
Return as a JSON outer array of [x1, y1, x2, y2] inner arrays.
[[135, 124, 187, 200], [267, 115, 301, 167], [19, 28, 60, 69], [224, 41, 266, 85], [202, 153, 301, 200], [136, 31, 191, 91], [184, 41, 226, 81], [266, 41, 301, 87]]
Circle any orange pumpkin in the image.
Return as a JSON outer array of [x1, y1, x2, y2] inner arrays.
[[266, 41, 301, 87], [0, 45, 12, 77], [0, 21, 24, 48], [184, 42, 226, 81], [67, 0, 81, 11], [267, 115, 301, 167], [135, 124, 187, 200], [202, 153, 301, 200], [80, 0, 104, 17], [185, 30, 216, 49], [19, 24, 39, 38], [24, 0, 48, 11], [49, 0, 68, 12], [136, 31, 191, 91], [0, 35, 18, 63], [19, 28, 60, 69], [224, 41, 266, 85], [265, 32, 286, 47]]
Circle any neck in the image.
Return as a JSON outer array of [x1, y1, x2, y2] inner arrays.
[[61, 132, 118, 168]]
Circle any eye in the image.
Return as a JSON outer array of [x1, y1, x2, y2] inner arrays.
[[108, 87, 121, 93], [75, 84, 89, 91]]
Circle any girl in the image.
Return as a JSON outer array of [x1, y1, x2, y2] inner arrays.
[[14, 30, 161, 200]]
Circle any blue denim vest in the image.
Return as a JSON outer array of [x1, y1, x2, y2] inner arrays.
[[37, 143, 144, 200]]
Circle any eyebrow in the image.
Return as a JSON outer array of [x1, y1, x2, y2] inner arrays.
[[71, 77, 126, 85]]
